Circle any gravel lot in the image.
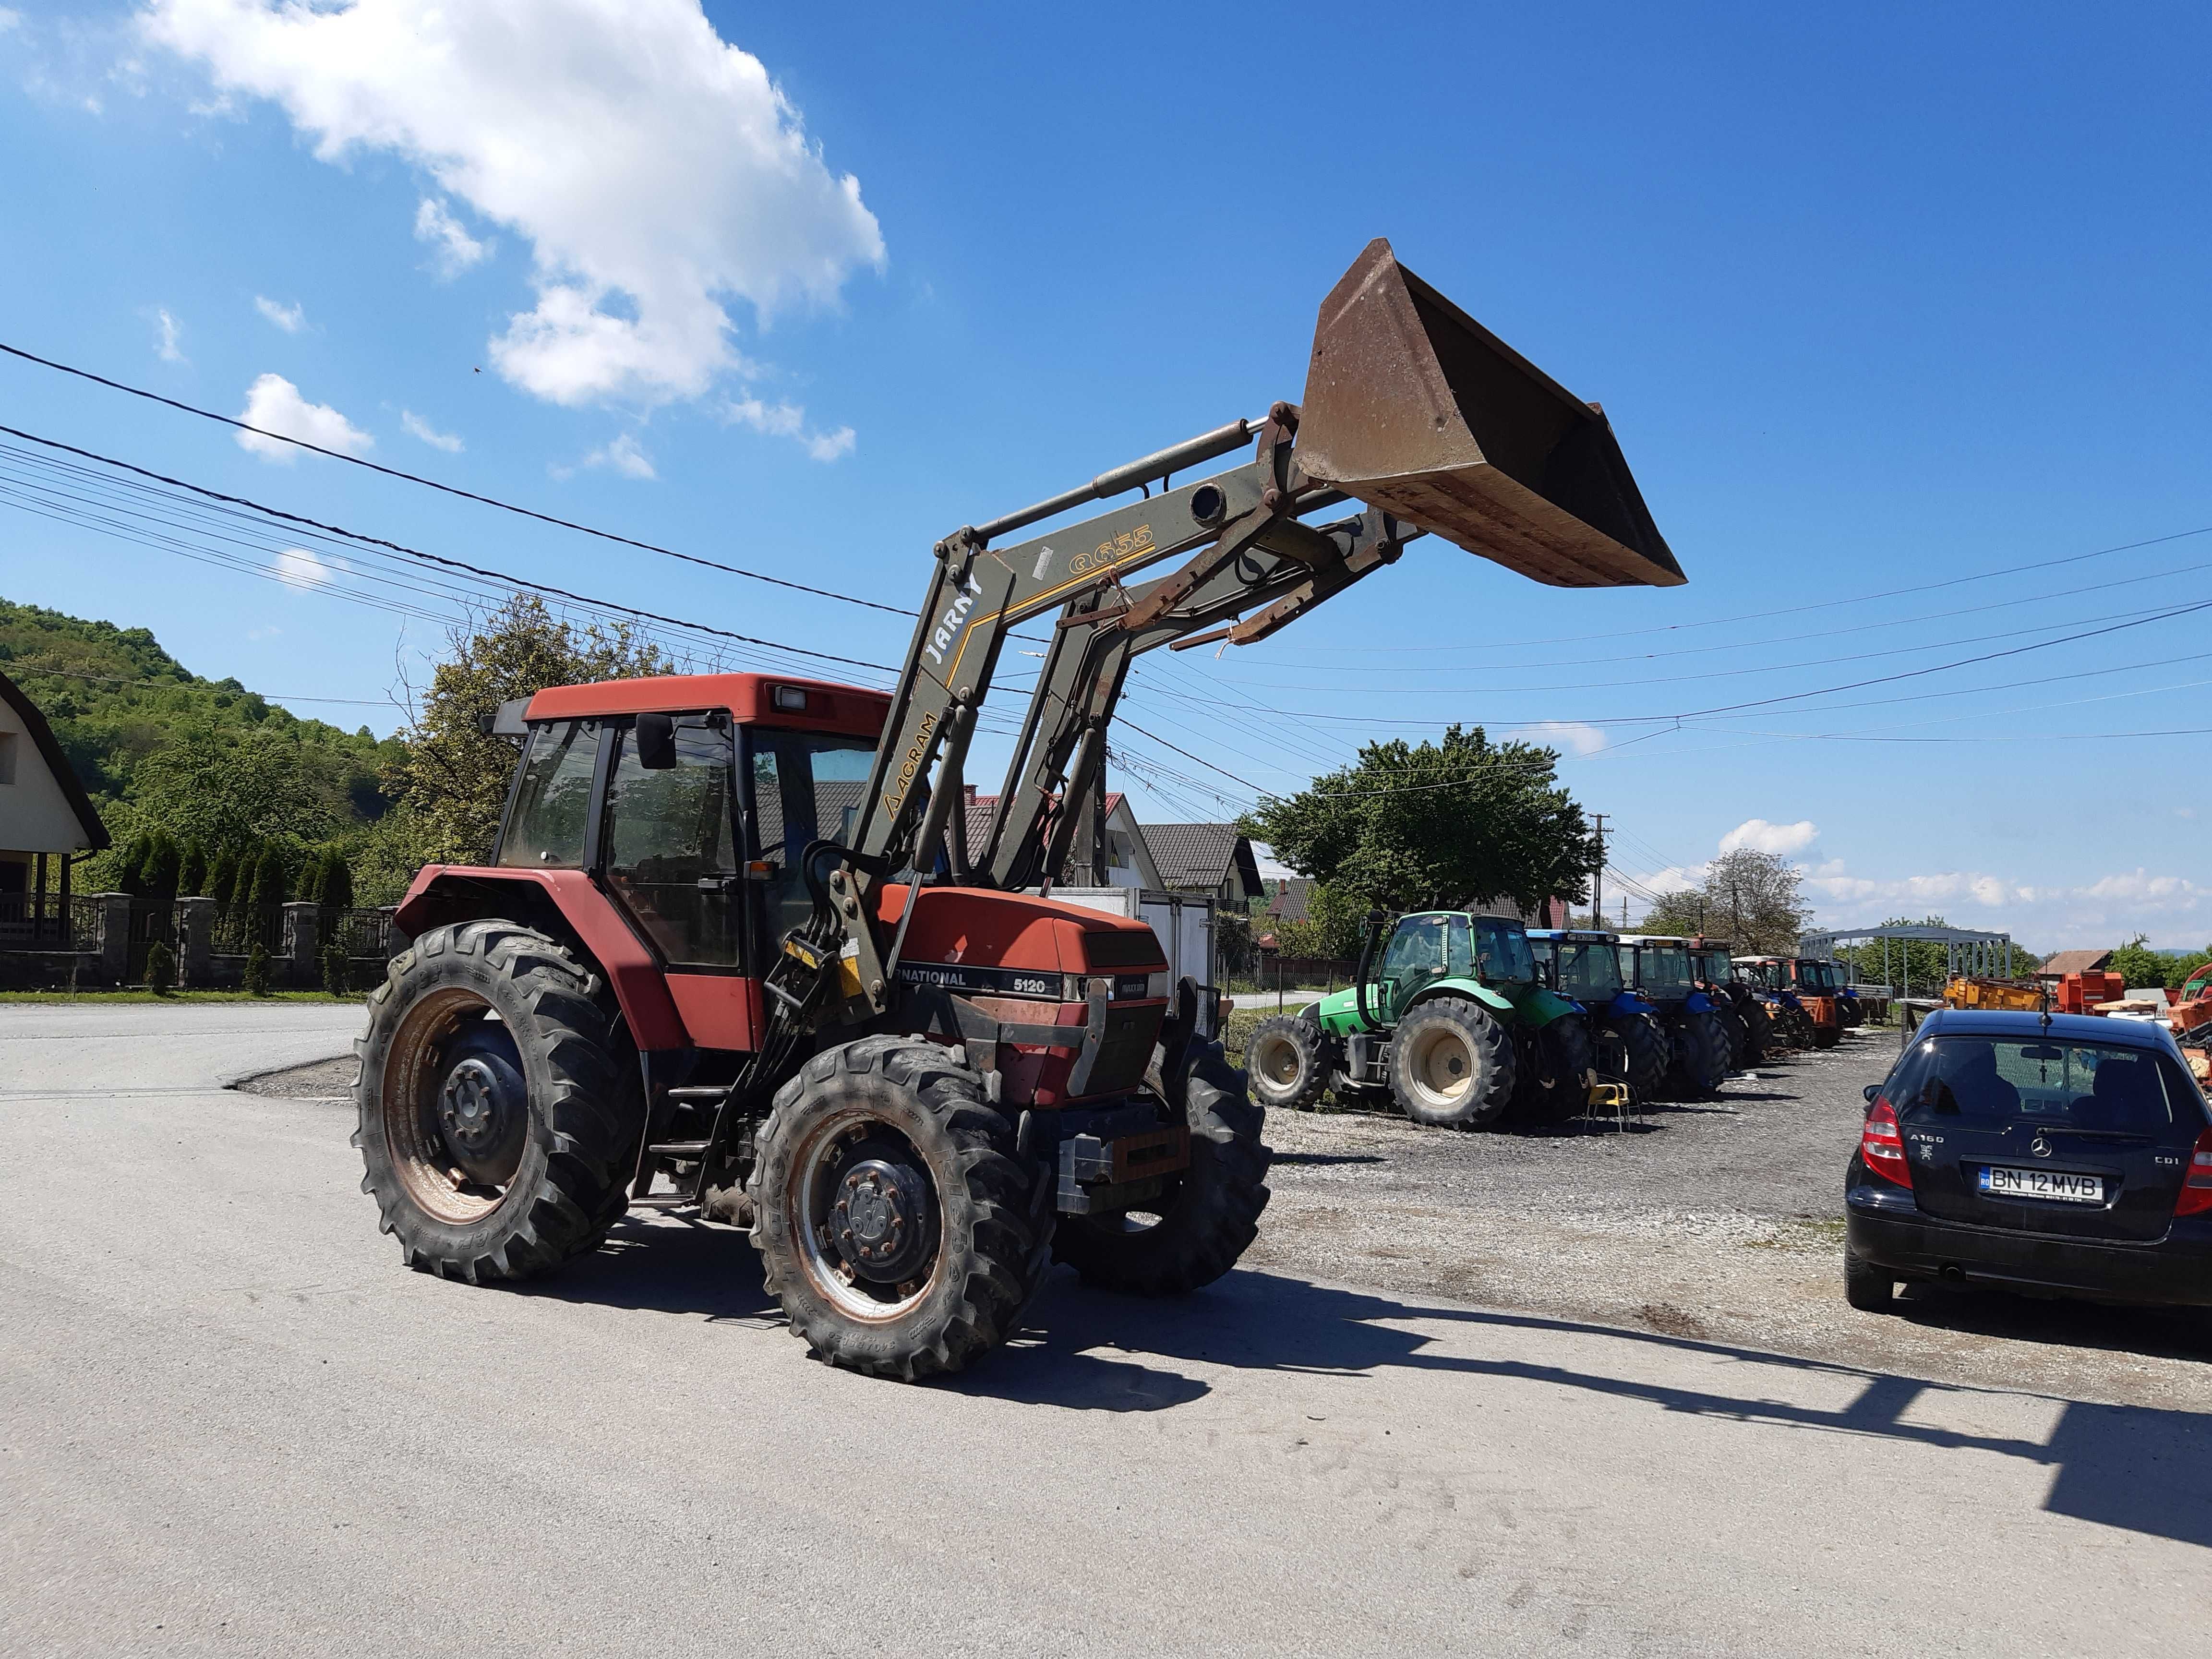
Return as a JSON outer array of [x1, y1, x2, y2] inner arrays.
[[244, 1027, 2212, 1411], [1239, 1024, 2212, 1411]]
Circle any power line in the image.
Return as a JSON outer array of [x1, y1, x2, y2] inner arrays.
[[0, 423, 894, 676], [0, 340, 918, 616]]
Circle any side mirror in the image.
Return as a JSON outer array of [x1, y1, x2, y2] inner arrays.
[[635, 712, 678, 770]]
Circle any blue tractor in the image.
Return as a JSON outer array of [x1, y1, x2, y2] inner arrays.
[[1617, 935, 1731, 1097], [1528, 928, 1668, 1098]]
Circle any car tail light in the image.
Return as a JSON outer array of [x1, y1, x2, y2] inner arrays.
[[2177, 1127, 2212, 1216], [1861, 1097, 1911, 1189]]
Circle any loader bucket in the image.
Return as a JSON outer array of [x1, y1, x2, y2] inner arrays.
[[1298, 239, 1684, 588]]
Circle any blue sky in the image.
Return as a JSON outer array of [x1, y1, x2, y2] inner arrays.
[[3, 0, 2210, 947]]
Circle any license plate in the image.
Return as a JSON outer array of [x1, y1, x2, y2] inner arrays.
[[1978, 1165, 2104, 1204]]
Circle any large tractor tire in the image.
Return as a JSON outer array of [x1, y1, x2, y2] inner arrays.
[[1609, 1010, 1669, 1096], [749, 1035, 1051, 1380], [1055, 1036, 1272, 1295], [1715, 1008, 1751, 1071], [1739, 998, 1773, 1064], [1668, 1011, 1731, 1098], [1513, 1013, 1595, 1126], [354, 920, 642, 1285], [1813, 1022, 1842, 1050], [1246, 1009, 1336, 1113], [1387, 995, 1517, 1129]]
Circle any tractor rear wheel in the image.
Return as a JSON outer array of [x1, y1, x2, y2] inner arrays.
[[1610, 1010, 1669, 1095], [1513, 1013, 1594, 1126], [354, 920, 642, 1284], [1247, 1010, 1335, 1112], [1669, 1010, 1731, 1098], [1388, 996, 1516, 1129], [1054, 1037, 1272, 1295], [1739, 998, 1773, 1063], [749, 1035, 1050, 1380], [1716, 1008, 1750, 1070]]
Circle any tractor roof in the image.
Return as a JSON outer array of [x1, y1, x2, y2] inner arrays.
[[1528, 929, 1615, 943], [525, 673, 889, 739]]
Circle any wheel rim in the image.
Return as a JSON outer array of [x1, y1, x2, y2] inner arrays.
[[789, 1108, 943, 1322], [1252, 1032, 1304, 1093], [382, 988, 527, 1226], [1403, 1022, 1476, 1109]]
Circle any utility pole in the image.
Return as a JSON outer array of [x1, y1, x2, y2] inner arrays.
[[1590, 814, 1606, 934]]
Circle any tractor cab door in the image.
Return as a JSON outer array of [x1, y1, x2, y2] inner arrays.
[[600, 712, 756, 1049], [1374, 913, 1463, 1022]]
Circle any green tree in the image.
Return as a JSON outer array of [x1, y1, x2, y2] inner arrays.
[[1240, 725, 1598, 915], [361, 595, 674, 899], [2109, 934, 2178, 990], [131, 726, 356, 851], [1690, 848, 1810, 954]]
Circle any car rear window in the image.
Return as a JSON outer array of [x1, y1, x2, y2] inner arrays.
[[1886, 1036, 2203, 1133]]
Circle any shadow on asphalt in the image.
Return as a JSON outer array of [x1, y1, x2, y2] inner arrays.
[[967, 1269, 2212, 1549], [522, 1208, 2212, 1548]]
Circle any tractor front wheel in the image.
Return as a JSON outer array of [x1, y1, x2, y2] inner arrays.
[[749, 1035, 1050, 1380], [354, 920, 642, 1285], [1054, 1037, 1272, 1296], [1389, 996, 1517, 1129], [1611, 1011, 1669, 1096], [1246, 1010, 1336, 1112], [1513, 1014, 1594, 1126], [1669, 1010, 1731, 1098]]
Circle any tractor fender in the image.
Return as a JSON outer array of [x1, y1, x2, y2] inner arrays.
[[395, 866, 689, 1050], [1407, 980, 1516, 1021], [1312, 986, 1368, 1038], [1513, 985, 1581, 1028], [1609, 990, 1654, 1018], [1683, 989, 1715, 1014]]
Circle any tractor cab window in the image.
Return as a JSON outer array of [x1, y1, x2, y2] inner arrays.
[[1377, 913, 1464, 1016], [1557, 939, 1623, 1000], [1475, 918, 1536, 986], [499, 719, 603, 868], [602, 716, 740, 968], [746, 728, 879, 939], [1637, 944, 1693, 997]]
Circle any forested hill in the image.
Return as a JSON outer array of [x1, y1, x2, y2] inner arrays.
[[0, 598, 401, 868]]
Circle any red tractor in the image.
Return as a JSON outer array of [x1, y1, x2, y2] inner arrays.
[[354, 240, 1685, 1377]]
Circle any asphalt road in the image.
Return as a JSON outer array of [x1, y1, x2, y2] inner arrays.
[[3, 1004, 2208, 1658]]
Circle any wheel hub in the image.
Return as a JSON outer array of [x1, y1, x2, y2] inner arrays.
[[436, 1051, 526, 1185], [829, 1153, 935, 1285]]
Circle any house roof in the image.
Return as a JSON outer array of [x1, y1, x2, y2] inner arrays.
[[961, 792, 1126, 870], [1146, 823, 1263, 898], [0, 668, 109, 852], [2038, 948, 2113, 977], [1267, 877, 1314, 922]]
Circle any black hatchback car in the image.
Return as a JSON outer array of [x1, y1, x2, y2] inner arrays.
[[1845, 1009, 2212, 1311]]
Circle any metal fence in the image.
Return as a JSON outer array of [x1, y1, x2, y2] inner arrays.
[[207, 906, 282, 959], [1225, 955, 1363, 997], [0, 893, 102, 951], [328, 907, 397, 962]]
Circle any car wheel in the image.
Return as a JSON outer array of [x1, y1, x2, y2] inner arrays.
[[1844, 1248, 1894, 1313]]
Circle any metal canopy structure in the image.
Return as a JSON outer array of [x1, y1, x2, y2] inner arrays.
[[1797, 924, 2016, 998]]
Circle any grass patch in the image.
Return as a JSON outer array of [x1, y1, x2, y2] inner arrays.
[[1743, 1216, 1849, 1252], [0, 989, 348, 1005]]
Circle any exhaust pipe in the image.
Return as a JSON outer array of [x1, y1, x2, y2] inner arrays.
[[1297, 239, 1684, 589]]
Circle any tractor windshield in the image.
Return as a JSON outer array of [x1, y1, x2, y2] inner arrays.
[[1636, 945, 1694, 997], [1556, 940, 1623, 1000], [1474, 918, 1536, 986], [1799, 960, 1837, 992]]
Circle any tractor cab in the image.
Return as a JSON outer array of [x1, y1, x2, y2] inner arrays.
[[1530, 928, 1662, 1096], [1617, 934, 1730, 1095], [1734, 955, 1832, 1049]]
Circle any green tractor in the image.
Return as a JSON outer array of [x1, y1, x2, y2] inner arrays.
[[1246, 910, 1594, 1130]]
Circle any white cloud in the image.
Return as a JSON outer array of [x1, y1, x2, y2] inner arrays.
[[722, 394, 854, 462], [146, 0, 884, 411], [236, 372, 373, 461], [253, 294, 304, 332], [0, 11, 22, 34], [1526, 720, 1607, 757], [400, 409, 463, 453], [584, 432, 655, 480], [271, 547, 342, 588], [153, 306, 185, 362], [414, 196, 489, 277], [1801, 859, 2212, 950], [1719, 817, 1819, 856]]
